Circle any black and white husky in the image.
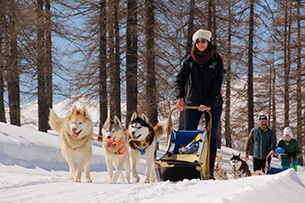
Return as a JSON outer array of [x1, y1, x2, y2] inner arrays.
[[128, 112, 167, 183], [102, 116, 130, 183], [230, 153, 252, 179]]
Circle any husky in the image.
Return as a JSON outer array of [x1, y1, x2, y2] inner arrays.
[[229, 153, 251, 179], [128, 112, 167, 183], [251, 170, 265, 176], [49, 105, 93, 183], [101, 116, 131, 183], [213, 153, 228, 180]]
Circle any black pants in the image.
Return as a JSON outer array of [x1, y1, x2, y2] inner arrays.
[[253, 156, 271, 173]]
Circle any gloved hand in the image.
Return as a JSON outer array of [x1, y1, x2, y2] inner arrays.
[[275, 147, 285, 153]]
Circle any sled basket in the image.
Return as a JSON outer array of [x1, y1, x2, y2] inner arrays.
[[264, 153, 289, 174], [155, 107, 211, 181]]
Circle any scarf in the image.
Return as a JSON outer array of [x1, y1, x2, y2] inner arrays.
[[191, 43, 215, 64]]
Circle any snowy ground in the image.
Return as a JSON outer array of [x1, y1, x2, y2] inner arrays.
[[1, 99, 305, 203], [1, 121, 305, 203]]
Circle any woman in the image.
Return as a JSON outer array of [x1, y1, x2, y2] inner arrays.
[[175, 29, 224, 179], [277, 127, 301, 171]]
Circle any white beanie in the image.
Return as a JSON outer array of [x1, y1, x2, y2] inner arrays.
[[192, 29, 212, 42], [283, 127, 293, 138]]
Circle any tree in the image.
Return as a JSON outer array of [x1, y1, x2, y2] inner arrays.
[[144, 0, 157, 125], [45, 0, 52, 125], [247, 0, 255, 133], [126, 0, 138, 128], [223, 0, 233, 148], [7, 0, 20, 126], [98, 0, 108, 134], [37, 0, 48, 132], [295, 0, 303, 166], [0, 0, 6, 123], [109, 0, 121, 120]]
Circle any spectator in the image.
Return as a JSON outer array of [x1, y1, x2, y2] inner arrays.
[[245, 115, 277, 173], [276, 127, 301, 171]]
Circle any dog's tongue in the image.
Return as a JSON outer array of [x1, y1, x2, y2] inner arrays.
[[107, 141, 112, 148], [72, 133, 78, 138]]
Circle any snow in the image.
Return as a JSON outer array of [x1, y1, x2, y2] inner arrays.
[[1, 103, 305, 203]]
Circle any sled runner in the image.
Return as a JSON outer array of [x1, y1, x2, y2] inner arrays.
[[155, 107, 211, 181]]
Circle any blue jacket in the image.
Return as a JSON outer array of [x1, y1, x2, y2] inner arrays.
[[245, 126, 277, 159]]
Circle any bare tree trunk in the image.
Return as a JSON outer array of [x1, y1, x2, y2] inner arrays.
[[247, 0, 254, 132], [109, 0, 121, 119], [295, 0, 303, 166], [126, 0, 138, 128], [37, 0, 48, 132], [7, 0, 20, 126], [114, 0, 121, 119], [283, 1, 290, 127], [99, 0, 107, 133], [145, 0, 157, 125], [45, 0, 52, 124], [0, 0, 6, 123], [224, 0, 232, 148]]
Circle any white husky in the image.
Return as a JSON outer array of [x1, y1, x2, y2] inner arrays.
[[128, 112, 167, 183], [48, 105, 93, 183], [102, 116, 130, 183]]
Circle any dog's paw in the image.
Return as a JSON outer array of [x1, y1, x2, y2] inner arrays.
[[132, 178, 140, 183], [73, 178, 81, 183], [86, 178, 92, 183], [142, 179, 150, 183]]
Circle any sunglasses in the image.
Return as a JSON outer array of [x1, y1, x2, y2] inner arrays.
[[195, 39, 207, 44], [260, 123, 267, 127]]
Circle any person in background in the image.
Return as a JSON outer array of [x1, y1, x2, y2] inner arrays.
[[245, 115, 277, 173], [175, 29, 224, 179], [275, 127, 301, 171]]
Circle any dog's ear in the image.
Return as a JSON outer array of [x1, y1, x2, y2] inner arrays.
[[81, 107, 91, 119], [130, 112, 138, 121], [238, 153, 241, 157], [141, 113, 149, 123], [71, 105, 78, 113], [113, 116, 123, 128], [219, 153, 222, 158], [105, 116, 110, 123]]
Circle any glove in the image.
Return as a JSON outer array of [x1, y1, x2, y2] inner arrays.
[[275, 147, 285, 153]]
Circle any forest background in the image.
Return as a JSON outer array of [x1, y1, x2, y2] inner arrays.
[[0, 0, 304, 165]]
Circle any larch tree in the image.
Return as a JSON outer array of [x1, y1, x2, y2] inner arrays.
[[145, 0, 157, 125], [247, 0, 255, 133], [37, 0, 48, 132], [7, 0, 20, 126], [109, 0, 121, 120], [0, 0, 6, 123], [126, 0, 138, 128]]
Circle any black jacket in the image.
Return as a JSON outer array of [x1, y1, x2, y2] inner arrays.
[[175, 53, 224, 108]]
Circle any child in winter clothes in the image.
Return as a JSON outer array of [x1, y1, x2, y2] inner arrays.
[[276, 127, 302, 171]]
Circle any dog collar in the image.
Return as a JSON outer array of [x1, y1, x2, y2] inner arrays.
[[138, 148, 146, 155]]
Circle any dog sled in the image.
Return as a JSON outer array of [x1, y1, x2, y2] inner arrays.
[[155, 107, 212, 181], [264, 149, 290, 175]]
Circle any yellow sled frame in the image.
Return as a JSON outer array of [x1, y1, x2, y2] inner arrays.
[[166, 106, 212, 180]]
